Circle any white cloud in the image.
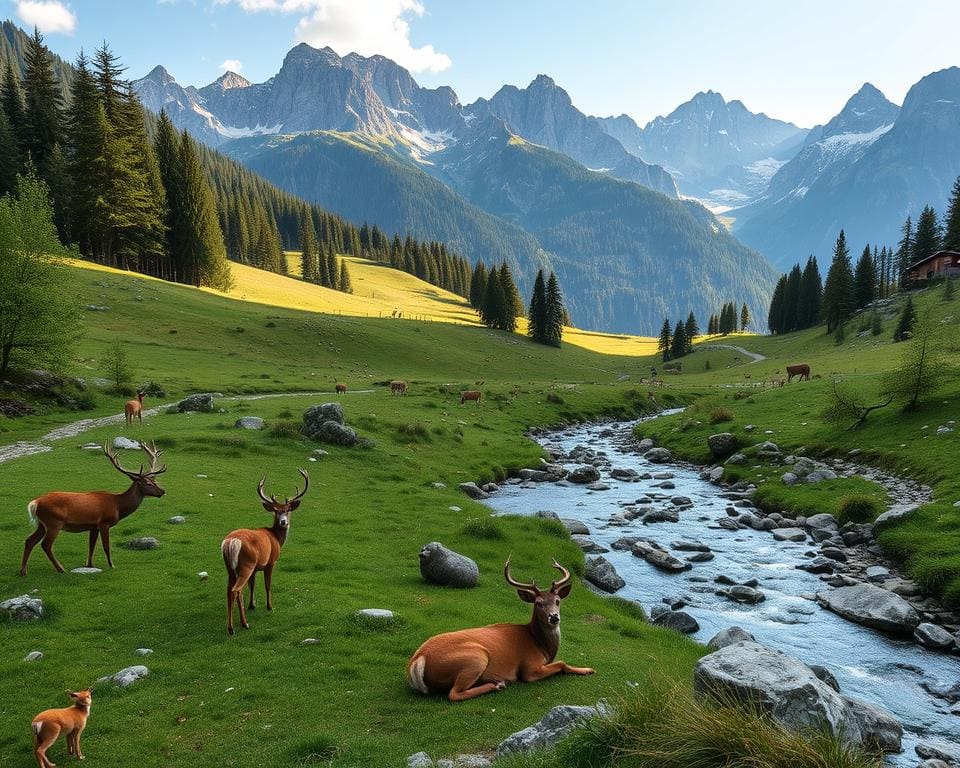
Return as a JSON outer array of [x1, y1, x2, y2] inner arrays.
[[219, 58, 243, 72], [15, 0, 76, 34], [215, 0, 451, 74]]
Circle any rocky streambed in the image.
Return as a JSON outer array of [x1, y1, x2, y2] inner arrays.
[[483, 417, 960, 766]]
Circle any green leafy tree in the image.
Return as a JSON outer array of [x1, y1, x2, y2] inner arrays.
[[853, 244, 876, 309], [883, 306, 947, 411], [822, 230, 855, 332], [0, 171, 80, 374], [103, 339, 133, 391]]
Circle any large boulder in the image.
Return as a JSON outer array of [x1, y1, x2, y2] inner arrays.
[[419, 543, 479, 588], [458, 482, 489, 500], [312, 420, 358, 446], [707, 433, 738, 458], [707, 626, 755, 650], [235, 416, 265, 430], [772, 527, 807, 542], [583, 556, 625, 593], [568, 465, 601, 484], [694, 641, 901, 752], [632, 542, 690, 572], [644, 447, 672, 463], [914, 622, 955, 649], [495, 704, 605, 757], [805, 469, 838, 484], [176, 393, 214, 413], [307, 402, 345, 425], [301, 403, 357, 445], [652, 610, 699, 634], [0, 594, 44, 620], [815, 584, 920, 634]]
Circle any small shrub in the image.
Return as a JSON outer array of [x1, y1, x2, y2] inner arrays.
[[704, 359, 712, 371], [733, 390, 751, 401], [837, 494, 881, 524], [235, 327, 245, 333], [870, 313, 882, 335], [397, 422, 430, 441], [73, 391, 98, 410], [289, 735, 339, 768], [269, 419, 302, 439], [709, 407, 734, 424], [834, 322, 846, 344], [460, 517, 504, 540], [546, 392, 565, 404], [265, 321, 277, 328]]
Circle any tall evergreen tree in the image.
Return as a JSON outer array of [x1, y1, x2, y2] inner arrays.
[[893, 295, 916, 342], [299, 213, 318, 283], [740, 303, 749, 333], [481, 265, 508, 330], [684, 311, 699, 352], [853, 244, 877, 309], [671, 321, 687, 360], [913, 205, 943, 264], [22, 28, 61, 182], [527, 269, 547, 343], [657, 317, 672, 360], [768, 275, 787, 334], [469, 262, 488, 309], [944, 177, 960, 252], [798, 256, 823, 328], [783, 265, 802, 332], [1, 61, 26, 142], [339, 259, 352, 293], [822, 230, 855, 333], [895, 216, 914, 284], [544, 272, 565, 347]]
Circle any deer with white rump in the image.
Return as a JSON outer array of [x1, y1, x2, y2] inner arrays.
[[31, 689, 92, 768], [221, 469, 309, 635], [20, 442, 166, 576], [407, 558, 594, 701]]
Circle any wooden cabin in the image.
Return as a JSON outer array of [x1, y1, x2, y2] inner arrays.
[[905, 250, 960, 282]]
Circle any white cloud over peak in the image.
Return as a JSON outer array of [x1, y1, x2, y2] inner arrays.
[[15, 0, 76, 35], [219, 59, 243, 72], [215, 0, 451, 74]]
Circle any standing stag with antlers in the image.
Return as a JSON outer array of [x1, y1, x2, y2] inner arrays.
[[221, 469, 309, 635], [407, 558, 594, 701], [19, 442, 167, 576]]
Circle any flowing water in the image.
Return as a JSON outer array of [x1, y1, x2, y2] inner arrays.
[[484, 417, 960, 765]]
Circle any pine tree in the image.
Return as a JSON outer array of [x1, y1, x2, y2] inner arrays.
[[783, 266, 802, 332], [822, 230, 855, 333], [299, 213, 318, 283], [481, 266, 508, 330], [527, 269, 547, 343], [671, 321, 687, 360], [326, 244, 338, 289], [0, 110, 19, 196], [684, 311, 699, 352], [154, 110, 185, 280], [767, 275, 787, 334], [469, 262, 488, 309], [799, 256, 822, 328], [498, 262, 523, 319], [1, 61, 26, 142], [944, 177, 960, 252], [893, 296, 916, 342], [544, 272, 565, 347], [708, 313, 718, 335], [913, 205, 943, 264], [339, 259, 352, 293], [22, 28, 61, 183], [895, 216, 914, 285], [853, 244, 876, 309], [657, 318, 672, 360]]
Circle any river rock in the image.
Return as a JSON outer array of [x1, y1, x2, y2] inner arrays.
[[781, 472, 799, 486], [644, 447, 672, 463], [560, 519, 589, 535], [874, 506, 919, 527], [820, 547, 847, 562], [686, 551, 715, 562], [671, 540, 711, 552], [694, 641, 901, 751], [571, 535, 608, 553], [865, 565, 890, 582], [725, 452, 747, 465], [642, 508, 679, 524], [805, 513, 838, 530], [670, 496, 693, 507], [235, 416, 265, 430], [585, 482, 611, 491], [98, 665, 150, 688], [610, 537, 638, 551], [176, 393, 214, 412], [914, 623, 955, 649], [798, 557, 834, 575], [805, 469, 838, 484], [808, 664, 840, 692], [610, 467, 639, 481], [568, 465, 600, 484], [652, 610, 699, 634], [756, 441, 781, 458], [772, 527, 807, 542], [495, 703, 606, 756], [916, 742, 960, 765], [707, 626, 755, 650], [632, 543, 690, 572], [707, 433, 738, 458], [419, 542, 479, 588], [458, 482, 489, 500], [727, 585, 765, 604], [518, 469, 554, 482], [637, 438, 656, 451], [816, 584, 920, 634], [407, 752, 433, 768], [584, 556, 625, 593], [125, 537, 159, 550]]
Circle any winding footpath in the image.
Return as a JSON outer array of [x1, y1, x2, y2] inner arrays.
[[700, 343, 767, 363]]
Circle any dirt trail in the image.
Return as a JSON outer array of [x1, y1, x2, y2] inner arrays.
[[0, 390, 374, 465], [701, 343, 767, 363]]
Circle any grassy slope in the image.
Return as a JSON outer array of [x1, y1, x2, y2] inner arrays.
[[1, 258, 706, 767], [642, 286, 960, 603]]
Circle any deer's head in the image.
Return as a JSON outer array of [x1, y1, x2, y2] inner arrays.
[[104, 441, 167, 497], [67, 690, 93, 710], [504, 558, 573, 628], [257, 469, 309, 529]]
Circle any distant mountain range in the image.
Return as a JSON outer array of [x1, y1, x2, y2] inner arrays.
[[135, 44, 774, 333]]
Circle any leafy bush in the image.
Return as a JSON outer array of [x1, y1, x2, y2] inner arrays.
[[460, 517, 504, 540], [837, 494, 881, 524], [269, 419, 302, 439], [397, 422, 430, 441], [546, 392, 565, 404], [709, 407, 734, 424]]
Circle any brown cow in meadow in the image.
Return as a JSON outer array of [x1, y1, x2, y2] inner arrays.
[[335, 383, 347, 395], [460, 390, 482, 406], [786, 364, 811, 382], [390, 380, 408, 396]]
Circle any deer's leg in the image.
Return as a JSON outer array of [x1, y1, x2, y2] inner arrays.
[[447, 653, 504, 702], [232, 565, 255, 630], [40, 526, 65, 573], [226, 576, 236, 636], [74, 722, 85, 760], [86, 529, 99, 568], [263, 563, 274, 611], [20, 525, 45, 576], [66, 731, 75, 756], [100, 524, 113, 568], [521, 660, 594, 683], [35, 722, 60, 768], [246, 570, 256, 610]]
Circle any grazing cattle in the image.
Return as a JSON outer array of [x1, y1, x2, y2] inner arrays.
[[390, 380, 408, 396], [20, 442, 166, 576], [221, 470, 309, 635], [407, 559, 593, 701], [32, 690, 93, 768], [335, 383, 347, 395], [460, 390, 482, 406], [124, 390, 145, 427], [786, 363, 811, 382]]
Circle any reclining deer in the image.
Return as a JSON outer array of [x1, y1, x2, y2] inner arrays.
[[221, 470, 309, 635], [407, 558, 594, 701], [20, 442, 166, 576]]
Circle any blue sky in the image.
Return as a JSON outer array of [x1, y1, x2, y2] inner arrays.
[[12, 0, 960, 128]]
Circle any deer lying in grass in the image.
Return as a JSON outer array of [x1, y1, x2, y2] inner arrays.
[[407, 559, 594, 701], [124, 390, 145, 426], [221, 470, 309, 635], [31, 689, 92, 768], [20, 442, 166, 576]]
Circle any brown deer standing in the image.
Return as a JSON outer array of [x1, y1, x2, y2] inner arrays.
[[335, 383, 347, 395], [407, 559, 594, 701], [460, 390, 482, 406], [390, 380, 408, 396], [20, 442, 166, 576], [221, 470, 309, 635], [124, 391, 145, 427], [31, 689, 92, 768]]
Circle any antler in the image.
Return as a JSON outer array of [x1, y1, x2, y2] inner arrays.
[[289, 468, 309, 502], [550, 559, 571, 593], [503, 556, 539, 593], [257, 476, 276, 505], [139, 441, 166, 476], [103, 443, 137, 479]]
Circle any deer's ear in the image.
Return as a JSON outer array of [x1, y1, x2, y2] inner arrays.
[[555, 583, 572, 600], [288, 499, 302, 512], [517, 589, 538, 603], [262, 502, 275, 513], [66, 691, 78, 699]]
